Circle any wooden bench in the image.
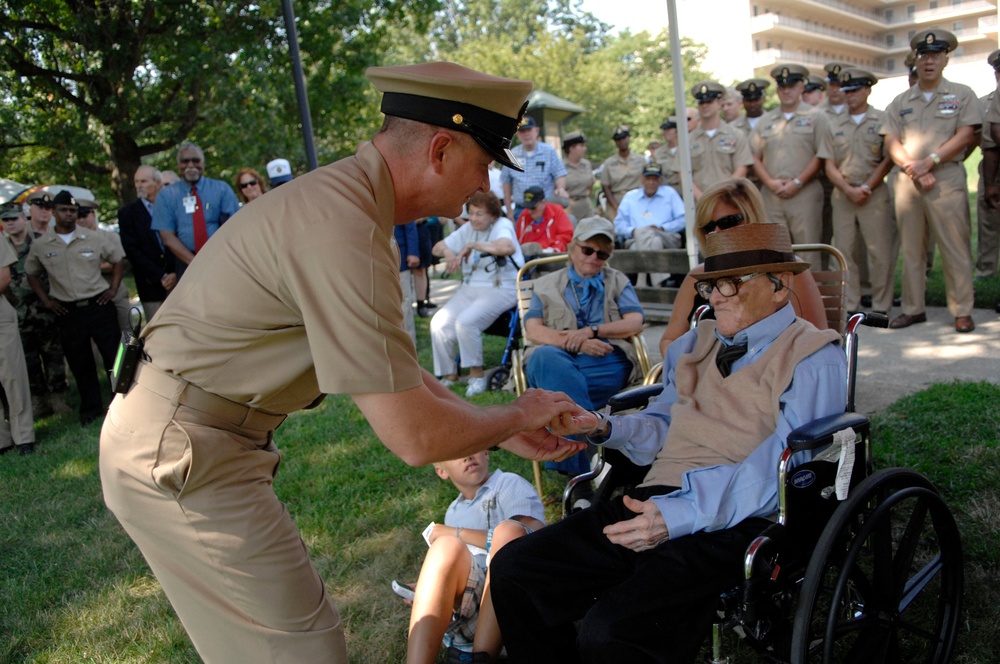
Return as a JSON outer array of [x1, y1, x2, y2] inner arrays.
[[607, 249, 692, 322]]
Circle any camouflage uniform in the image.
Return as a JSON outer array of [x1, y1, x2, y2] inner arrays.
[[8, 232, 68, 412]]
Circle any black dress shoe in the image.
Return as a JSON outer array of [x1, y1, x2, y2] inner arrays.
[[996, 301, 1000, 314], [889, 312, 927, 329], [18, 443, 35, 456], [0, 445, 12, 456]]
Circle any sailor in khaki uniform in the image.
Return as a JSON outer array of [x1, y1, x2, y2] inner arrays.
[[818, 69, 896, 314], [687, 80, 754, 200], [881, 30, 979, 333], [653, 111, 699, 196], [975, 50, 1000, 280], [600, 125, 648, 219], [562, 131, 596, 221], [25, 190, 124, 425], [99, 62, 584, 664], [732, 78, 770, 137], [802, 74, 826, 107], [751, 64, 829, 266], [0, 204, 34, 456]]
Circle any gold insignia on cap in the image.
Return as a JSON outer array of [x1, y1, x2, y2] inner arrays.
[[840, 71, 850, 83], [831, 64, 841, 75], [700, 84, 708, 94], [452, 114, 463, 125], [781, 67, 790, 78], [926, 33, 935, 44], [749, 82, 758, 92]]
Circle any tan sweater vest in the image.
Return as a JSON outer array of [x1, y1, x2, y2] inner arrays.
[[640, 318, 842, 489], [524, 266, 642, 383]]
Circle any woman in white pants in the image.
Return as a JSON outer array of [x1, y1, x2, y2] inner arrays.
[[431, 191, 523, 397]]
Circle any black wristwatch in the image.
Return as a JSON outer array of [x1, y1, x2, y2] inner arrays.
[[590, 325, 600, 338]]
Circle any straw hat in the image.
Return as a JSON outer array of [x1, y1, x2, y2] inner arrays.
[[700, 224, 809, 280]]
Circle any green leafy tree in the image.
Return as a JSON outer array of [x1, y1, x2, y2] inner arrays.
[[0, 0, 436, 207]]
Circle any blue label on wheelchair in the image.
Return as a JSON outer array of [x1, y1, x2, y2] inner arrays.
[[791, 469, 816, 489]]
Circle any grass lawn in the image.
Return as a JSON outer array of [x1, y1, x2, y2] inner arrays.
[[2, 286, 999, 662]]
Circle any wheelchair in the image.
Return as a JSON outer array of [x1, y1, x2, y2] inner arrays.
[[566, 311, 964, 663]]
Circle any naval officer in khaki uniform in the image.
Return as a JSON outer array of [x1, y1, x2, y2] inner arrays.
[[687, 80, 754, 200], [881, 29, 979, 333], [600, 125, 647, 220], [0, 204, 34, 456], [975, 50, 1000, 281], [818, 69, 896, 315], [751, 64, 829, 266], [731, 78, 770, 137], [99, 62, 585, 663]]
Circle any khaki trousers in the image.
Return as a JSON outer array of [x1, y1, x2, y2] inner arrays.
[[892, 162, 974, 318], [831, 186, 897, 313], [976, 162, 1000, 278], [761, 180, 824, 268], [0, 299, 33, 449], [100, 365, 347, 663], [625, 225, 683, 286]]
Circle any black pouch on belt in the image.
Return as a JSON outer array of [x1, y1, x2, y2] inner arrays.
[[111, 307, 146, 394]]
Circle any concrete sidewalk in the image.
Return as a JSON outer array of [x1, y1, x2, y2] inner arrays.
[[427, 276, 1000, 415]]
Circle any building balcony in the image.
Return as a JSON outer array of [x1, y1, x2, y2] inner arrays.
[[885, 0, 997, 27], [752, 13, 885, 48]]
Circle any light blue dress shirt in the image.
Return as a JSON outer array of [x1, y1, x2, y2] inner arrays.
[[599, 303, 847, 539], [499, 142, 567, 202], [151, 177, 240, 252], [613, 185, 686, 237]]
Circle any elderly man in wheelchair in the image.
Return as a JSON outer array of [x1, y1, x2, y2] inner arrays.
[[490, 222, 844, 661], [490, 220, 963, 663]]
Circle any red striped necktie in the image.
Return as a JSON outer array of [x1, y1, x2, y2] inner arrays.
[[190, 184, 208, 252]]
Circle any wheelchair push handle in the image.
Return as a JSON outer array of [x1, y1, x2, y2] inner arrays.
[[848, 311, 889, 331]]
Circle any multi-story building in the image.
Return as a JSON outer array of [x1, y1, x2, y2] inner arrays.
[[676, 0, 999, 107]]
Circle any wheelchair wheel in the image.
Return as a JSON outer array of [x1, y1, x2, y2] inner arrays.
[[485, 366, 510, 392], [790, 468, 963, 664]]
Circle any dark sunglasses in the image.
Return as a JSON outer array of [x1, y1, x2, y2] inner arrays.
[[701, 213, 744, 235], [239, 179, 259, 189], [579, 245, 611, 261]]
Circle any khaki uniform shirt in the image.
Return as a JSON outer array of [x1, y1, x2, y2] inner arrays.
[[818, 107, 887, 183], [980, 91, 994, 150], [599, 151, 647, 196], [143, 141, 423, 414], [750, 103, 829, 179], [688, 123, 754, 191], [728, 116, 752, 137], [564, 158, 596, 219], [652, 144, 682, 193], [880, 79, 981, 161], [24, 226, 124, 302]]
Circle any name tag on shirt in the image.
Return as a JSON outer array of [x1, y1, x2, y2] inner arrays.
[[183, 195, 197, 214]]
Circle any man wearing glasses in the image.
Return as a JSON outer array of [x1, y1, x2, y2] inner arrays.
[[491, 223, 846, 662], [151, 141, 240, 278], [881, 29, 979, 333]]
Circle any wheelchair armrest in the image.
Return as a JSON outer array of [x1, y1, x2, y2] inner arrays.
[[786, 412, 870, 453], [606, 383, 664, 414]]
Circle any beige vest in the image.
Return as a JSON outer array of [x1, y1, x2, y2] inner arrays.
[[525, 266, 641, 383], [641, 318, 841, 488]]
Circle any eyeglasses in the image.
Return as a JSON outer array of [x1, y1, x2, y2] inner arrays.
[[179, 157, 202, 165], [700, 213, 744, 235], [695, 272, 764, 299], [239, 179, 259, 189], [578, 245, 611, 261]]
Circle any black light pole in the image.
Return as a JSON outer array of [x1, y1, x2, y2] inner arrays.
[[281, 0, 318, 172]]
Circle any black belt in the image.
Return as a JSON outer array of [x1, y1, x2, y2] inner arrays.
[[56, 295, 105, 308]]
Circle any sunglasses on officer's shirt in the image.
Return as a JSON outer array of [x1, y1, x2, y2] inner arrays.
[[701, 213, 744, 236], [579, 246, 611, 261]]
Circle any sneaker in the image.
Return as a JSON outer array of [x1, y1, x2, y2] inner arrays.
[[391, 580, 415, 602], [439, 377, 456, 388], [465, 377, 487, 397], [446, 646, 488, 664]]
